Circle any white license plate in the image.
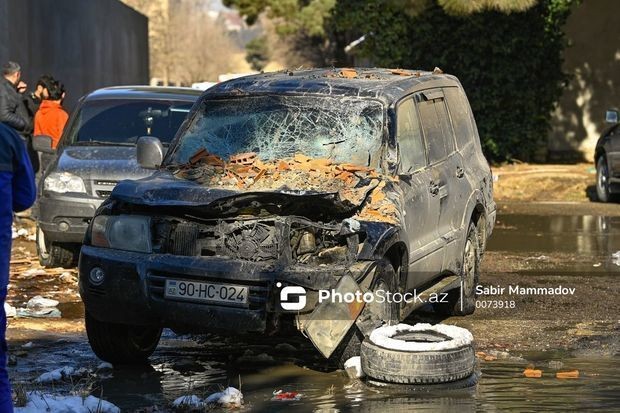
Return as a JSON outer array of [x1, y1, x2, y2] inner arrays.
[[164, 279, 248, 306]]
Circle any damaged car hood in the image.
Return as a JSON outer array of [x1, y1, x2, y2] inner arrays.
[[112, 172, 370, 218], [112, 153, 403, 224]]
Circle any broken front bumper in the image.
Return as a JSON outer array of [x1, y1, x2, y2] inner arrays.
[[78, 246, 371, 334]]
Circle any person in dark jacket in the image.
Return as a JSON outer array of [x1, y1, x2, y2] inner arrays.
[[24, 74, 53, 120], [0, 62, 39, 174], [0, 123, 36, 412], [0, 62, 28, 134]]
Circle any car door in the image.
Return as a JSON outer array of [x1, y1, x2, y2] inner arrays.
[[415, 89, 461, 271], [395, 96, 444, 290]]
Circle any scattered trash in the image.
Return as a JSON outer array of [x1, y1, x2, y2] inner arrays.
[[344, 356, 365, 379], [556, 370, 579, 379], [171, 395, 204, 409], [27, 296, 59, 308], [525, 255, 548, 261], [21, 342, 33, 349], [272, 390, 303, 401], [35, 366, 89, 384], [20, 269, 47, 279], [593, 263, 602, 267], [15, 391, 119, 413], [4, 302, 16, 318], [16, 307, 61, 318], [548, 360, 564, 370], [205, 387, 243, 408], [523, 368, 542, 378]]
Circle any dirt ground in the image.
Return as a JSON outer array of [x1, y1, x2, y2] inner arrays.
[[492, 162, 597, 202]]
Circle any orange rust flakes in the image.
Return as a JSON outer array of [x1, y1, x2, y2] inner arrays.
[[523, 368, 543, 378], [556, 370, 579, 379]]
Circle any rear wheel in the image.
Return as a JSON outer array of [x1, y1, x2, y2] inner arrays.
[[435, 222, 479, 316], [85, 311, 162, 364], [36, 226, 79, 268], [597, 156, 612, 202]]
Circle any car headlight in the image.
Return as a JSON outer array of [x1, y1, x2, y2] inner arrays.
[[91, 215, 152, 253], [44, 172, 86, 193]]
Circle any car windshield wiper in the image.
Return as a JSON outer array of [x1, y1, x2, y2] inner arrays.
[[74, 140, 135, 146]]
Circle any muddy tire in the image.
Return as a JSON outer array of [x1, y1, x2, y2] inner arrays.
[[366, 371, 480, 391], [435, 222, 479, 316], [330, 259, 400, 368], [596, 156, 612, 203], [37, 226, 79, 268], [360, 323, 475, 384], [86, 311, 162, 364]]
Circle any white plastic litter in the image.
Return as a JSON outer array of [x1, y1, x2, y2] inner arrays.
[[344, 356, 365, 379], [369, 323, 473, 352], [205, 387, 244, 408], [172, 395, 204, 408], [27, 295, 59, 308], [21, 269, 47, 278], [4, 302, 16, 318], [612, 251, 620, 267], [15, 392, 120, 413]]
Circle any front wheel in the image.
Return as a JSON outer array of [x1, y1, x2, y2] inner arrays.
[[596, 156, 612, 203], [330, 259, 400, 368], [85, 311, 162, 364], [36, 226, 79, 268]]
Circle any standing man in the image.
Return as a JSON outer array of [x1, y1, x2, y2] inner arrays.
[[0, 62, 39, 174], [24, 74, 54, 120], [0, 62, 28, 134], [0, 123, 36, 412]]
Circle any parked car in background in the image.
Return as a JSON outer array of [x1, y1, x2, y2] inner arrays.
[[33, 86, 201, 268], [78, 68, 496, 366], [594, 109, 620, 202]]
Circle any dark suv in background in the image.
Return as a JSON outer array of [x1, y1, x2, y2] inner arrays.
[[79, 68, 495, 366], [595, 109, 620, 202], [34, 86, 201, 267]]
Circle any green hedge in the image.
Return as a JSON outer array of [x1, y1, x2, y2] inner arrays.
[[332, 0, 577, 162]]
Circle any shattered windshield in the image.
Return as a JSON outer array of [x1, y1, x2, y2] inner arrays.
[[171, 95, 385, 168]]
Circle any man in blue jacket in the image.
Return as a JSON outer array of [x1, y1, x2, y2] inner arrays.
[[0, 122, 36, 411]]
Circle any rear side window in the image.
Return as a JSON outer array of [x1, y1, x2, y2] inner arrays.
[[444, 87, 475, 149], [417, 92, 455, 164], [396, 98, 426, 172]]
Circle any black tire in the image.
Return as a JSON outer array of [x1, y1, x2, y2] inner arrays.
[[36, 226, 79, 268], [435, 222, 479, 316], [360, 325, 475, 384], [85, 311, 162, 364], [366, 371, 480, 391], [596, 156, 612, 203], [330, 259, 400, 368]]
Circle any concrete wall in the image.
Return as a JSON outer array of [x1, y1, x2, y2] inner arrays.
[[0, 0, 148, 111], [550, 0, 620, 161]]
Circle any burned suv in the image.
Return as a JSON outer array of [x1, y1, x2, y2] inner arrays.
[[79, 68, 496, 365]]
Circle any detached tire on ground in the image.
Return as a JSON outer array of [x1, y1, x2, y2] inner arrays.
[[86, 311, 162, 364], [360, 323, 475, 384]]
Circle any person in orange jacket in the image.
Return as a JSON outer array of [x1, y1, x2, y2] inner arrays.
[[34, 80, 68, 149]]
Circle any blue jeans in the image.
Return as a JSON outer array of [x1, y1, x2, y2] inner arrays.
[[0, 288, 12, 413]]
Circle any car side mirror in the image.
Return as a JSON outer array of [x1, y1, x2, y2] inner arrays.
[[137, 136, 165, 169], [32, 135, 55, 154], [605, 110, 619, 124]]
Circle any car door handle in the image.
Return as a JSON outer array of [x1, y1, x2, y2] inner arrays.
[[456, 166, 465, 178], [429, 181, 440, 196]]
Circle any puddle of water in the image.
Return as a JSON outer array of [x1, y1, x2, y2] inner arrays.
[[488, 214, 620, 273], [13, 332, 619, 412]]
